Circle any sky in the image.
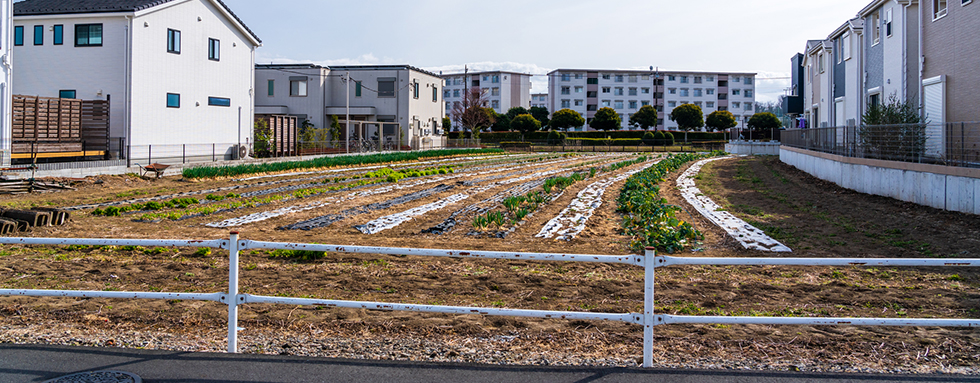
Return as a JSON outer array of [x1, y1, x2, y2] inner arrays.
[[226, 0, 869, 104]]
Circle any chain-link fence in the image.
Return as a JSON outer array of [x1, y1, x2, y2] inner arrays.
[[782, 122, 980, 168]]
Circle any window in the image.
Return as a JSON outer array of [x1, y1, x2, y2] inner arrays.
[[267, 79, 274, 96], [574, 86, 583, 93], [719, 106, 728, 112], [561, 100, 571, 108], [586, 105, 597, 111], [629, 100, 638, 109], [642, 75, 650, 80], [587, 78, 598, 84], [602, 100, 611, 107], [629, 88, 637, 96], [733, 77, 741, 83], [641, 88, 650, 94], [75, 24, 102, 46], [491, 100, 499, 109], [433, 86, 438, 102], [707, 76, 715, 82], [693, 89, 702, 97], [694, 76, 702, 84], [842, 33, 851, 61], [602, 74, 611, 80], [869, 93, 880, 109], [680, 76, 689, 83], [934, 0, 948, 18], [884, 9, 893, 37], [732, 89, 741, 96], [614, 101, 624, 109], [444, 89, 450, 99], [574, 73, 583, 79], [707, 89, 715, 95], [59, 90, 76, 99], [446, 102, 451, 110], [290, 79, 307, 96], [745, 90, 753, 97], [641, 100, 650, 106], [482, 75, 489, 81], [706, 101, 715, 108], [413, 81, 420, 99], [356, 81, 362, 97], [745, 103, 753, 111], [668, 101, 677, 108], [628, 75, 637, 82], [208, 97, 231, 106], [14, 26, 23, 46], [694, 101, 702, 107], [561, 86, 570, 95], [453, 89, 460, 97], [561, 74, 570, 81], [53, 25, 64, 45], [818, 54, 825, 73], [614, 88, 624, 96], [733, 102, 741, 109], [445, 79, 451, 86], [679, 88, 689, 97], [167, 29, 180, 53], [492, 87, 501, 96], [872, 11, 880, 44], [574, 100, 584, 106], [668, 88, 676, 94], [744, 77, 753, 85], [491, 75, 499, 83], [378, 78, 395, 97], [602, 87, 611, 93], [615, 75, 624, 82], [668, 75, 676, 81], [208, 38, 219, 61], [166, 93, 180, 108], [587, 91, 597, 98]]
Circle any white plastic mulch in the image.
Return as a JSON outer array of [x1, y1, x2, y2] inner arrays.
[[677, 157, 792, 252]]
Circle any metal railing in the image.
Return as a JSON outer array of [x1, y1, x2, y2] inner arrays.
[[782, 122, 980, 168], [1, 234, 978, 368]]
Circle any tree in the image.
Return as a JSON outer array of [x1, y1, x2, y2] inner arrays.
[[550, 108, 585, 131], [450, 88, 493, 134], [441, 117, 452, 135], [505, 106, 529, 121], [490, 111, 511, 132], [510, 114, 541, 139], [747, 112, 782, 130], [669, 103, 704, 131], [590, 107, 622, 131], [252, 119, 274, 158], [705, 110, 737, 132], [327, 115, 341, 142], [629, 105, 659, 130], [859, 95, 926, 162], [529, 106, 550, 128]]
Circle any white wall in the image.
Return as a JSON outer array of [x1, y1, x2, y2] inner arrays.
[[0, 0, 12, 166], [781, 147, 980, 215], [255, 66, 328, 132], [131, 0, 257, 154]]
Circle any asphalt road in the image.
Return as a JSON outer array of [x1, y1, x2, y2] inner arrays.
[[1, 344, 978, 383]]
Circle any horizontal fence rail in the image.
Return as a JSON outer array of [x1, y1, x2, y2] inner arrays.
[[0, 235, 978, 368]]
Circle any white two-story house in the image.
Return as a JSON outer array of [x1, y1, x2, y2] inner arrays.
[[13, 0, 261, 161], [0, 0, 11, 166]]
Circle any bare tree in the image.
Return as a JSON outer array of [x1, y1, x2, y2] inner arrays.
[[450, 88, 494, 134]]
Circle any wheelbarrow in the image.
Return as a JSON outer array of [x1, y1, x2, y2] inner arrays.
[[136, 163, 170, 179]]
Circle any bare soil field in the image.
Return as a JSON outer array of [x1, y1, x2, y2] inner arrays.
[[1, 153, 978, 373]]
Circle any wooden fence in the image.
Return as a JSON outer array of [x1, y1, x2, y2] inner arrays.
[[10, 95, 110, 160]]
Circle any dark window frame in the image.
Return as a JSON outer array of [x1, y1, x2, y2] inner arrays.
[[267, 79, 274, 96], [208, 38, 219, 61], [166, 93, 180, 108], [14, 26, 23, 46], [75, 24, 103, 47], [34, 25, 43, 45], [377, 79, 395, 98], [59, 90, 76, 99], [53, 25, 63, 45], [355, 81, 362, 97], [208, 97, 231, 107], [167, 29, 181, 54]]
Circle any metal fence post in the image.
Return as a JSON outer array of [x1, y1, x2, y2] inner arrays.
[[213, 144, 216, 162], [643, 247, 656, 368], [148, 145, 152, 164], [182, 144, 186, 164], [227, 231, 240, 353]]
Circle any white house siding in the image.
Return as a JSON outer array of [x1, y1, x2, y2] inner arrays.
[[0, 0, 12, 166], [12, 15, 129, 140], [254, 65, 328, 133], [130, 0, 256, 155]]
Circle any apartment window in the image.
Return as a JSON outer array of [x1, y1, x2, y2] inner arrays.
[[602, 74, 611, 80], [602, 100, 611, 107], [166, 93, 180, 108], [561, 74, 570, 81], [629, 100, 638, 109], [574, 86, 583, 93], [453, 89, 460, 97], [679, 88, 689, 97], [602, 87, 611, 93], [615, 75, 624, 82], [587, 91, 597, 98], [59, 90, 76, 99], [208, 38, 219, 61], [587, 78, 598, 84], [574, 73, 583, 79], [492, 75, 500, 83], [444, 89, 450, 99], [744, 77, 753, 85], [167, 29, 180, 53], [561, 86, 570, 95], [642, 75, 650, 80], [33, 25, 43, 45], [491, 100, 499, 109], [668, 88, 676, 94], [14, 26, 23, 46], [586, 105, 597, 111], [733, 77, 741, 83], [413, 81, 420, 99], [668, 75, 676, 81], [733, 102, 741, 109], [707, 89, 715, 95], [75, 24, 104, 46], [378, 78, 395, 97], [668, 101, 677, 108], [869, 93, 881, 109], [694, 76, 702, 84], [561, 100, 571, 108], [614, 88, 624, 96], [482, 75, 489, 82], [641, 100, 650, 106], [706, 101, 715, 108], [707, 76, 715, 82], [680, 76, 689, 83], [445, 79, 451, 86], [356, 81, 362, 97], [732, 89, 741, 96], [719, 94, 728, 100], [492, 87, 501, 96], [884, 9, 893, 36], [872, 11, 881, 44], [290, 79, 308, 96], [818, 54, 825, 73], [574, 100, 584, 106], [719, 106, 728, 111], [934, 0, 948, 18], [694, 101, 702, 107], [628, 75, 637, 82], [208, 97, 231, 107], [267, 79, 274, 96], [629, 88, 637, 96], [614, 101, 624, 109], [693, 89, 702, 97], [433, 86, 438, 102], [745, 103, 753, 111], [641, 88, 650, 94], [745, 90, 753, 97]]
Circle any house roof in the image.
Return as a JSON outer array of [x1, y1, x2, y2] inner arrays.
[[546, 68, 757, 76], [439, 70, 532, 78], [14, 0, 261, 44], [329, 65, 441, 79]]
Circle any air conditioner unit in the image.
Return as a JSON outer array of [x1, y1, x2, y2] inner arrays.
[[236, 145, 248, 160]]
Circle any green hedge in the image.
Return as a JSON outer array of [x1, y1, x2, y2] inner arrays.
[[566, 138, 643, 146], [182, 148, 504, 179], [448, 130, 726, 142], [499, 141, 532, 149]]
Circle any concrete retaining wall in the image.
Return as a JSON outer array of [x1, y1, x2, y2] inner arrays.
[[725, 141, 781, 156], [780, 146, 980, 215]]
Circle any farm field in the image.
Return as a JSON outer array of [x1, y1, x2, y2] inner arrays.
[[1, 153, 978, 373]]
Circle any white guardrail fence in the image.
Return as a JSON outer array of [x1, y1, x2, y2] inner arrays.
[[1, 233, 979, 368]]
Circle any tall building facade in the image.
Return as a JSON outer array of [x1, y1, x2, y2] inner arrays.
[[547, 69, 756, 131], [441, 71, 532, 118]]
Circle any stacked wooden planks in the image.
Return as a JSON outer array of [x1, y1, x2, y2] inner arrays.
[[12, 95, 83, 154]]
